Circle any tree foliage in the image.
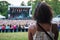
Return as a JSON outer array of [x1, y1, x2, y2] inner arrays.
[[46, 0, 60, 16], [32, 0, 60, 17], [27, 1, 31, 6], [21, 1, 26, 6], [32, 0, 39, 15], [0, 1, 10, 18]]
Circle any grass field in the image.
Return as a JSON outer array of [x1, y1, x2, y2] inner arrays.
[[0, 32, 60, 40], [0, 32, 28, 40]]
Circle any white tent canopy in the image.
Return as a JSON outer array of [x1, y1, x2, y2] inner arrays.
[[0, 15, 6, 18]]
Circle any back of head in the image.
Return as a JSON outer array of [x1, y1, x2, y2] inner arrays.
[[34, 2, 53, 23]]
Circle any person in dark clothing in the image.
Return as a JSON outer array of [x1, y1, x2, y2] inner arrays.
[[18, 25, 21, 32], [16, 25, 18, 32], [25, 24, 28, 32], [0, 25, 2, 32]]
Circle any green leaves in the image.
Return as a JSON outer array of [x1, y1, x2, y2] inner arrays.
[[0, 1, 10, 18], [46, 0, 60, 16], [21, 1, 26, 6], [32, 0, 60, 17], [27, 1, 31, 6]]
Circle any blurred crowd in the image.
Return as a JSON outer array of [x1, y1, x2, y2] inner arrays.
[[0, 24, 29, 32]]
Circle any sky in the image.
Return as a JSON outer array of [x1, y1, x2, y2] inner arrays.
[[0, 0, 29, 6]]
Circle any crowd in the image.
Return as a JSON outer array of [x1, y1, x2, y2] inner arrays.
[[0, 24, 28, 32]]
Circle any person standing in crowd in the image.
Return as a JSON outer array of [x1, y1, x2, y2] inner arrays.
[[25, 24, 28, 32], [13, 25, 17, 32], [18, 25, 21, 32], [10, 24, 13, 32], [5, 25, 10, 32], [21, 25, 25, 32], [2, 24, 5, 32], [28, 2, 59, 40], [16, 25, 18, 32], [0, 25, 2, 32]]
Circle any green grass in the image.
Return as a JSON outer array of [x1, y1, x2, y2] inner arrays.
[[0, 32, 28, 40], [0, 32, 60, 40], [58, 32, 60, 40]]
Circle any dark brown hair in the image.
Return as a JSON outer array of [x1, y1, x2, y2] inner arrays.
[[33, 2, 53, 23]]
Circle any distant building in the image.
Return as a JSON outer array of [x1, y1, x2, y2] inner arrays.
[[8, 5, 32, 20]]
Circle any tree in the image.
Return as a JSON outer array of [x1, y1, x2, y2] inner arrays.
[[32, 0, 60, 17], [32, 0, 40, 15], [21, 1, 26, 6], [27, 1, 32, 6], [46, 0, 60, 16], [0, 1, 10, 18]]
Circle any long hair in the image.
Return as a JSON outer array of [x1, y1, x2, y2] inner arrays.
[[33, 2, 53, 23]]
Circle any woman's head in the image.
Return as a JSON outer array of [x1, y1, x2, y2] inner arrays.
[[33, 2, 53, 23]]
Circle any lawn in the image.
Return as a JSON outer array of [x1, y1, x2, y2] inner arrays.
[[0, 32, 28, 40], [58, 32, 60, 40], [0, 32, 60, 40]]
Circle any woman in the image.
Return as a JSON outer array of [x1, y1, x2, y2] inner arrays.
[[28, 2, 59, 40], [18, 25, 21, 32], [2, 24, 5, 32], [0, 25, 2, 32], [10, 24, 13, 32], [5, 25, 10, 32]]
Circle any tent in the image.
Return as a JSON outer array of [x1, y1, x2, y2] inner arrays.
[[0, 15, 6, 19]]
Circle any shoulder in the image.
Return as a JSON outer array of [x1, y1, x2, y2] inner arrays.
[[28, 23, 37, 40], [28, 23, 36, 30], [28, 23, 37, 34]]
